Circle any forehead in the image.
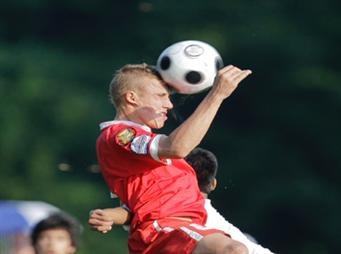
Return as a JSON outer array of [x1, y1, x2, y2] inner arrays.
[[138, 75, 170, 94], [39, 228, 71, 238]]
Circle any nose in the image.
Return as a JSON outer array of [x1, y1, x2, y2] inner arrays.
[[165, 97, 173, 110]]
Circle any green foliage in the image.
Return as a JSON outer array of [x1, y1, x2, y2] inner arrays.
[[1, 0, 340, 253]]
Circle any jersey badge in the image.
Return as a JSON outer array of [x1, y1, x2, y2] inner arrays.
[[116, 128, 136, 146]]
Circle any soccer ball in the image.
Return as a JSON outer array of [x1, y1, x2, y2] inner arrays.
[[156, 40, 224, 94]]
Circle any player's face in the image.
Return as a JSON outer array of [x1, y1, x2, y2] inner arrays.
[[35, 228, 75, 254], [134, 75, 173, 129]]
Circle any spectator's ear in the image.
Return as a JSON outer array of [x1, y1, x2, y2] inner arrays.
[[210, 178, 217, 192]]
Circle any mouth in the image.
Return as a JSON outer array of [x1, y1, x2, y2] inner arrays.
[[161, 112, 168, 120]]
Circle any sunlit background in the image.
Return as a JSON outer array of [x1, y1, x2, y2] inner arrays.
[[1, 0, 340, 253]]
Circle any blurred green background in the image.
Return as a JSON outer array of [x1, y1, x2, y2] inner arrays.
[[1, 0, 340, 253]]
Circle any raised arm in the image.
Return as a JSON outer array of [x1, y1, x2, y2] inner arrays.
[[158, 65, 252, 158]]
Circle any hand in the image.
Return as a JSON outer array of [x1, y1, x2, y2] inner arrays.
[[88, 209, 114, 233], [211, 65, 252, 100]]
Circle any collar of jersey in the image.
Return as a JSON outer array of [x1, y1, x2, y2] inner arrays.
[[99, 120, 151, 132]]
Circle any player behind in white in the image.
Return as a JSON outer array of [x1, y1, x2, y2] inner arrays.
[[185, 148, 274, 254]]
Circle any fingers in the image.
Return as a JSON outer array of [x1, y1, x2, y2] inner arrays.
[[211, 64, 252, 99], [218, 65, 251, 79], [217, 65, 252, 84], [95, 224, 112, 233], [89, 209, 113, 222], [233, 69, 252, 83], [218, 65, 235, 75], [88, 217, 114, 227], [88, 218, 113, 233], [88, 209, 114, 233]]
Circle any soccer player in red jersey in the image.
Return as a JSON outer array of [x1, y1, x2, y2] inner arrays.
[[89, 148, 275, 254], [96, 63, 252, 254]]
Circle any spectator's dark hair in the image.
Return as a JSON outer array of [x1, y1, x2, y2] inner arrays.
[[31, 212, 81, 248], [185, 147, 218, 194]]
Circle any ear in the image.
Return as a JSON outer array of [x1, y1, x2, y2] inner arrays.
[[210, 178, 217, 192], [125, 91, 139, 105]]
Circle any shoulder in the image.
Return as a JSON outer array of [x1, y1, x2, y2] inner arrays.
[[100, 120, 153, 135]]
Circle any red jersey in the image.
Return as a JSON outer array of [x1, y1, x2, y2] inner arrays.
[[96, 120, 207, 252]]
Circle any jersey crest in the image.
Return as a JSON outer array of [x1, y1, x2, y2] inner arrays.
[[116, 128, 136, 145]]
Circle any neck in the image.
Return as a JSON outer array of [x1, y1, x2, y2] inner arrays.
[[115, 109, 134, 122], [115, 110, 147, 128], [114, 112, 127, 121], [201, 192, 208, 198]]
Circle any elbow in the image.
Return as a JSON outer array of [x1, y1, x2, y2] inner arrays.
[[167, 144, 191, 159], [171, 151, 187, 159], [158, 136, 193, 159]]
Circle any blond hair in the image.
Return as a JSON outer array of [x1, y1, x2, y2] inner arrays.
[[109, 63, 163, 108]]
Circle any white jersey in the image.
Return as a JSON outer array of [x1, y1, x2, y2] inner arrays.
[[204, 199, 274, 254]]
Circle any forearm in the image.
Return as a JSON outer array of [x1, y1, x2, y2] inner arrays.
[[158, 65, 251, 159], [159, 91, 224, 158], [103, 207, 131, 225]]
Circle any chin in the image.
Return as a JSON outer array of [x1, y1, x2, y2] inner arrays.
[[157, 123, 165, 128], [153, 123, 164, 129], [148, 120, 165, 129]]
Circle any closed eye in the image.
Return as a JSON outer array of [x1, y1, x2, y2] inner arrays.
[[158, 93, 169, 98]]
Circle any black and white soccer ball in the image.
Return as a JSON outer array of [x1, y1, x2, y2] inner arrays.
[[156, 40, 224, 94]]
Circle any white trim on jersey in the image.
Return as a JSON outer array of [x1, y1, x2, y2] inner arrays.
[[152, 220, 203, 241], [180, 226, 204, 241], [131, 135, 151, 154], [153, 220, 174, 233], [149, 134, 171, 165], [99, 120, 151, 132]]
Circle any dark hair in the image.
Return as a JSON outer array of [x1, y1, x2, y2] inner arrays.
[[185, 147, 218, 194], [31, 212, 81, 248]]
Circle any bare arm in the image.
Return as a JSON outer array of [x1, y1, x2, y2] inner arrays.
[[158, 65, 252, 158], [88, 207, 132, 233]]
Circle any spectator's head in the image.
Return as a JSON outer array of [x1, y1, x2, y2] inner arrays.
[[31, 213, 81, 254], [185, 147, 218, 195]]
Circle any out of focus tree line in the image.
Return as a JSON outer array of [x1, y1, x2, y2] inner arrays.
[[0, 0, 340, 253]]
